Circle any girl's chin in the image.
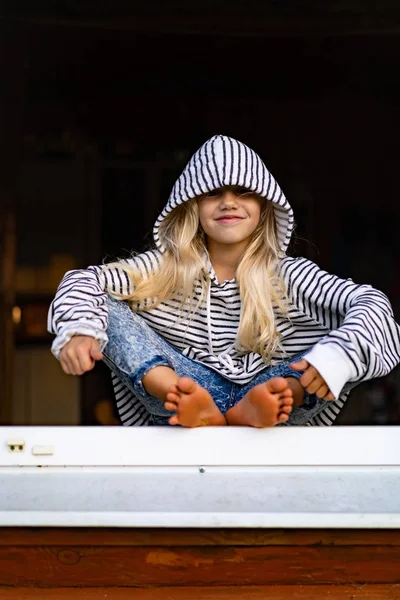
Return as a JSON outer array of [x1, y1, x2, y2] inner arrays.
[[210, 236, 252, 246]]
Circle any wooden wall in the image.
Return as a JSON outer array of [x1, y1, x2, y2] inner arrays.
[[0, 528, 400, 598]]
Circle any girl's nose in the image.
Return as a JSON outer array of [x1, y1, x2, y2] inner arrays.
[[220, 191, 239, 208]]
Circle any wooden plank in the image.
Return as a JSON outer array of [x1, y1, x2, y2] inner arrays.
[[1, 545, 400, 587], [1, 585, 400, 599], [1, 528, 400, 547]]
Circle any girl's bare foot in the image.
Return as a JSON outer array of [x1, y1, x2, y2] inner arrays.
[[164, 377, 227, 427], [225, 377, 294, 427]]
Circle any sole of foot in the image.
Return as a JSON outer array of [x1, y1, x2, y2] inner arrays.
[[164, 376, 226, 427], [228, 377, 294, 427]]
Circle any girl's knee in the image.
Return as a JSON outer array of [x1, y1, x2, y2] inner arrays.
[[107, 297, 143, 330]]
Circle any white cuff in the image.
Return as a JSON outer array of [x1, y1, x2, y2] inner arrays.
[[51, 325, 109, 359], [304, 343, 357, 399]]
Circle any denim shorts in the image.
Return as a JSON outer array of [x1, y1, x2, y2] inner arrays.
[[103, 297, 326, 426]]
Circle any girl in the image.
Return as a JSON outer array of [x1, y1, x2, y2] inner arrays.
[[48, 135, 400, 427]]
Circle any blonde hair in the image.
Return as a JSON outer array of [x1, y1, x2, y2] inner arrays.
[[104, 196, 288, 362]]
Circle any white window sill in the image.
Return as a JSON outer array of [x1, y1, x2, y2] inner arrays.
[[1, 426, 399, 529]]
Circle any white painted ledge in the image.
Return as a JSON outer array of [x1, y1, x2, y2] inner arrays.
[[1, 426, 400, 528]]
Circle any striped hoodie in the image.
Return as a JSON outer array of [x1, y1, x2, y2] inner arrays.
[[48, 135, 400, 426]]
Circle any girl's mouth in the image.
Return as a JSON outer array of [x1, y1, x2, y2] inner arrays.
[[216, 217, 244, 224]]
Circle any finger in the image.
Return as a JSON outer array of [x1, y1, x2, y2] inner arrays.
[[63, 350, 84, 375], [76, 349, 95, 373], [305, 377, 326, 395], [90, 343, 104, 361], [61, 350, 81, 375], [71, 356, 85, 375], [289, 359, 309, 371], [59, 356, 71, 375], [299, 366, 320, 389], [315, 384, 329, 399]]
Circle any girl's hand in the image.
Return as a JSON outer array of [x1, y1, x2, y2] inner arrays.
[[59, 335, 104, 375], [289, 359, 335, 400]]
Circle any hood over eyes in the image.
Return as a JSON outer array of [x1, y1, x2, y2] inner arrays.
[[153, 134, 294, 254]]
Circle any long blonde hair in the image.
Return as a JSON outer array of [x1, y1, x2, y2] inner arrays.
[[104, 196, 288, 361]]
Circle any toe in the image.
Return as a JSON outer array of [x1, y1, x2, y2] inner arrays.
[[177, 376, 197, 394], [266, 377, 288, 394], [281, 388, 294, 398], [278, 413, 289, 423], [166, 392, 179, 403], [164, 401, 177, 411], [280, 395, 294, 406], [280, 404, 292, 415], [168, 415, 180, 426]]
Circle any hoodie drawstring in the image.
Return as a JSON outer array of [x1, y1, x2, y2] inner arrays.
[[206, 283, 240, 375], [206, 283, 214, 355]]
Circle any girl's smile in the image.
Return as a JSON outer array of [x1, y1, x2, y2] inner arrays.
[[199, 186, 263, 249], [215, 215, 244, 225]]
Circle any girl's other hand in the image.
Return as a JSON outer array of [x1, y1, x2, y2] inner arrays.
[[59, 335, 104, 375], [290, 359, 335, 400]]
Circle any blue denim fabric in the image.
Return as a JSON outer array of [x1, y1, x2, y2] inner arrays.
[[103, 297, 326, 426]]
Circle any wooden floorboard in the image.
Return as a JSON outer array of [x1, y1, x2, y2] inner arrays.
[[1, 528, 400, 547], [1, 544, 400, 587], [0, 585, 400, 599], [2, 529, 400, 591]]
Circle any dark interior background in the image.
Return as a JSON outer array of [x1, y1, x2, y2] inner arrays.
[[1, 1, 399, 425]]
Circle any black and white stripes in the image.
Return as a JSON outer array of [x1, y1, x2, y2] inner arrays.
[[48, 250, 400, 428], [153, 135, 294, 254]]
